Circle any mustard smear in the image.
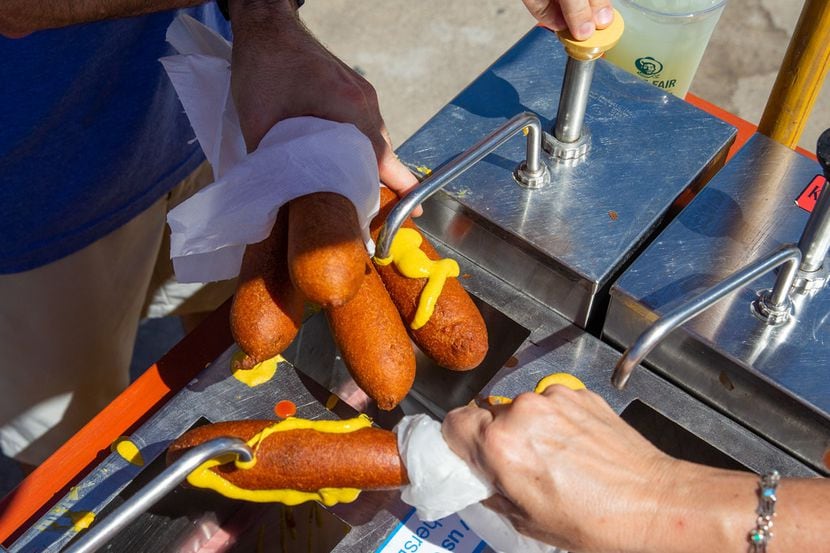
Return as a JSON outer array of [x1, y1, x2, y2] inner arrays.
[[374, 228, 459, 329], [230, 351, 281, 387], [325, 394, 339, 410], [111, 437, 144, 467], [534, 373, 586, 393], [69, 511, 95, 532], [186, 415, 372, 506]]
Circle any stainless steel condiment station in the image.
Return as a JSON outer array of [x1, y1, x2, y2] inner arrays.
[[5, 21, 827, 553], [605, 131, 830, 474], [393, 25, 735, 330]]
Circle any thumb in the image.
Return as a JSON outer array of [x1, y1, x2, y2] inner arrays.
[[377, 143, 423, 217]]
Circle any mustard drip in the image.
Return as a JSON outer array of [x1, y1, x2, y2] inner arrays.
[[374, 228, 459, 329], [112, 437, 144, 466], [186, 415, 372, 506], [230, 351, 281, 387], [69, 511, 95, 532]]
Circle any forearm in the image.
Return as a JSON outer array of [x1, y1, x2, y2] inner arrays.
[[228, 0, 300, 29], [228, 0, 303, 55], [227, 0, 319, 151], [640, 462, 756, 553], [227, 0, 418, 193], [647, 463, 829, 553], [0, 0, 206, 36]]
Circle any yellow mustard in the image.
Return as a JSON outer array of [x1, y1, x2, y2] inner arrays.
[[186, 415, 372, 506], [69, 511, 95, 532], [230, 351, 281, 387], [112, 437, 144, 467], [374, 228, 459, 329]]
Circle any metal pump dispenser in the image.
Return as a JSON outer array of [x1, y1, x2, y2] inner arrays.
[[394, 17, 735, 328], [545, 11, 624, 161], [605, 130, 830, 473]]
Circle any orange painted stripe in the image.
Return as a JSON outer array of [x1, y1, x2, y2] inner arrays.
[[0, 301, 234, 546], [686, 93, 817, 162]]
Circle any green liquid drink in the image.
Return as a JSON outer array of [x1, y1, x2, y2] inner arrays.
[[603, 0, 727, 97]]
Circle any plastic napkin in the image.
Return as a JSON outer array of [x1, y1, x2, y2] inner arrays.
[[395, 414, 560, 553]]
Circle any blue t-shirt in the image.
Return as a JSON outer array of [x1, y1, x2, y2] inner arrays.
[[0, 6, 230, 273]]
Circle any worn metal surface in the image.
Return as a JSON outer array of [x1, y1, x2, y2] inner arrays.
[[12, 221, 818, 552], [63, 438, 253, 553], [611, 244, 802, 389], [395, 26, 735, 328], [10, 351, 423, 553], [13, 29, 823, 552], [605, 133, 830, 474]]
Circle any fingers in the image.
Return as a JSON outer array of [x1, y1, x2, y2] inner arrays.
[[558, 0, 599, 39], [522, 0, 567, 30], [374, 135, 424, 217], [327, 59, 423, 217], [590, 0, 615, 29], [441, 404, 495, 471], [538, 382, 612, 419], [523, 0, 615, 39], [482, 493, 520, 516]]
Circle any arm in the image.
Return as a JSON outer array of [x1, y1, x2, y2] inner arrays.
[[228, 0, 419, 200], [0, 0, 206, 37], [521, 0, 615, 40], [442, 385, 829, 553]]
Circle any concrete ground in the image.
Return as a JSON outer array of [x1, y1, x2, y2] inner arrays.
[[301, 0, 828, 152], [2, 0, 827, 525]]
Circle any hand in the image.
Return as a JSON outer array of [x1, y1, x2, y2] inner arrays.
[[521, 0, 615, 40], [229, 1, 420, 205], [442, 385, 679, 553]]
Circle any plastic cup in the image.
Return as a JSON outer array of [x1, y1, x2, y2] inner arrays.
[[603, 0, 727, 97]]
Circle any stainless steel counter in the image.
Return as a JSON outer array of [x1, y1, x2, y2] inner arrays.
[[395, 26, 735, 329], [11, 228, 817, 552], [604, 133, 830, 474]]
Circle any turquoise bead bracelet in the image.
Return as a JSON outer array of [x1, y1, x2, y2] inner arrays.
[[748, 470, 780, 552]]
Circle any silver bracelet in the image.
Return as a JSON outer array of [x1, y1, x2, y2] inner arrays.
[[748, 470, 780, 552]]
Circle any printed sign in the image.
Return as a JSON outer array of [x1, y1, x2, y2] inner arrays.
[[795, 175, 828, 213], [376, 508, 488, 553]]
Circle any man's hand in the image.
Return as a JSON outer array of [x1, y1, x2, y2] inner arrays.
[[521, 0, 615, 40], [229, 1, 419, 202]]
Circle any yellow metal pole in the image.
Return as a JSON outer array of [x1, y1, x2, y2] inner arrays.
[[757, 0, 830, 150]]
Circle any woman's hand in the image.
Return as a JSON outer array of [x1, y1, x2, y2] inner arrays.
[[229, 0, 419, 201], [442, 385, 678, 553], [521, 0, 615, 40]]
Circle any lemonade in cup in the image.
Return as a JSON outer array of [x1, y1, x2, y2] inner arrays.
[[603, 0, 728, 97]]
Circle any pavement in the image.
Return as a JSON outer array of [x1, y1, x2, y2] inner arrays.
[[0, 318, 185, 499], [2, 0, 827, 529]]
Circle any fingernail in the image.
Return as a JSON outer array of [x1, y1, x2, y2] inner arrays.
[[577, 21, 595, 39], [596, 7, 613, 26]]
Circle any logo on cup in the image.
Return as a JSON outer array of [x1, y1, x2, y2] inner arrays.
[[635, 56, 663, 78]]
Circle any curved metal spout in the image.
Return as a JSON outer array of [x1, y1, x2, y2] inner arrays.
[[64, 437, 253, 553], [375, 112, 547, 261], [612, 244, 802, 390]]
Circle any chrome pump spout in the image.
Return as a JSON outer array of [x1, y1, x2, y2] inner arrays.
[[545, 11, 624, 161], [375, 112, 547, 261], [612, 244, 802, 390], [64, 438, 253, 553]]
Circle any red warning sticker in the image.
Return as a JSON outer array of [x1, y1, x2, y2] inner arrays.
[[796, 175, 827, 213]]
